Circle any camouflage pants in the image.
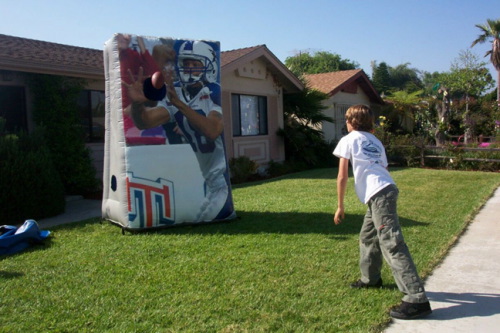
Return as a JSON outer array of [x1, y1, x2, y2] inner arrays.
[[359, 184, 428, 303]]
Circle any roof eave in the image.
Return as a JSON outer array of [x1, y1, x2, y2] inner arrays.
[[0, 60, 103, 80], [329, 70, 384, 105], [222, 45, 304, 94]]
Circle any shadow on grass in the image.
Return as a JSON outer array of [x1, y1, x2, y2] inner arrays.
[[87, 212, 430, 237], [0, 270, 25, 279], [0, 237, 55, 272], [0, 218, 102, 262], [43, 217, 103, 231], [18, 213, 430, 241]]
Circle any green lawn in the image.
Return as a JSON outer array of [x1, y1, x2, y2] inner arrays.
[[1, 168, 500, 332]]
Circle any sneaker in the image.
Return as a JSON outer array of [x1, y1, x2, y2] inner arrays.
[[390, 301, 432, 319], [350, 278, 383, 289]]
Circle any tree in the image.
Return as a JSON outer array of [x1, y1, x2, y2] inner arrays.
[[29, 74, 98, 194], [445, 50, 493, 99], [388, 63, 423, 93], [371, 62, 391, 95], [422, 71, 445, 95], [279, 85, 333, 168], [282, 51, 357, 168], [385, 90, 424, 132], [285, 50, 358, 76], [433, 85, 451, 146], [441, 50, 494, 143], [471, 18, 500, 107], [371, 61, 423, 95]]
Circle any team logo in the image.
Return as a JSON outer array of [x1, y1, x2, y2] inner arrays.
[[127, 172, 175, 228], [361, 140, 382, 159]]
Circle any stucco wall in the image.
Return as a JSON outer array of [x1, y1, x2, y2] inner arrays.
[[322, 86, 372, 143], [221, 58, 285, 165]]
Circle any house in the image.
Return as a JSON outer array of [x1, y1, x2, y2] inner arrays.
[[0, 34, 106, 178], [304, 69, 384, 143], [0, 34, 303, 182], [221, 45, 303, 166]]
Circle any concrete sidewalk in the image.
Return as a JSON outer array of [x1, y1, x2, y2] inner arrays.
[[385, 186, 500, 332], [38, 196, 102, 229]]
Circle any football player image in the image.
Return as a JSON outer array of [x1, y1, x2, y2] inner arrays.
[[118, 34, 167, 145], [123, 40, 234, 222]]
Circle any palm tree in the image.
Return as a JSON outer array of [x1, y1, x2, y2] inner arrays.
[[280, 85, 332, 167], [471, 18, 500, 106], [385, 90, 424, 132]]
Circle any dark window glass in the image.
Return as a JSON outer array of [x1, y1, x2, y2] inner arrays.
[[0, 85, 27, 133], [77, 90, 105, 142]]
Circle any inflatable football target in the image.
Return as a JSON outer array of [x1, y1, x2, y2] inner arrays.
[[102, 34, 236, 230]]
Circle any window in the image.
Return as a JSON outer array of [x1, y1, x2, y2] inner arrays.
[[77, 90, 105, 142], [231, 94, 267, 136], [0, 85, 27, 133], [335, 103, 350, 139]]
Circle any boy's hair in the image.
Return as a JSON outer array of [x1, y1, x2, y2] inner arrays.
[[345, 104, 374, 132]]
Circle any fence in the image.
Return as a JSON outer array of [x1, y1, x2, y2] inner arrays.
[[389, 145, 500, 169], [424, 146, 500, 164]]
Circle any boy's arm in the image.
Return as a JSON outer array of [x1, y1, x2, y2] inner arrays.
[[334, 157, 349, 225]]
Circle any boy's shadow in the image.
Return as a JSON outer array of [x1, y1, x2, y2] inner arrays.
[[425, 291, 500, 320]]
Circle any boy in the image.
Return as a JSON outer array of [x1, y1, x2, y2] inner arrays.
[[333, 105, 432, 320]]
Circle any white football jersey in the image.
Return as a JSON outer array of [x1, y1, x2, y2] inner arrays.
[[158, 85, 226, 190]]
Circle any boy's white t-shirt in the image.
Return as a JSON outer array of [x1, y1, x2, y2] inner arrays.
[[333, 130, 394, 204]]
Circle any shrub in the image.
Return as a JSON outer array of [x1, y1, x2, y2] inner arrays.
[[437, 145, 500, 171], [0, 127, 65, 224], [229, 156, 258, 184], [386, 135, 427, 167], [29, 74, 99, 195], [278, 125, 337, 169], [267, 160, 294, 178]]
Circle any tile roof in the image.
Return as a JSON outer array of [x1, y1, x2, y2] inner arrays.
[[0, 33, 104, 79], [220, 45, 265, 67], [304, 69, 384, 104], [0, 34, 302, 92], [303, 69, 362, 95], [0, 34, 266, 79]]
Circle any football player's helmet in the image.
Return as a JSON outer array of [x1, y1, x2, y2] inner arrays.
[[177, 41, 218, 85]]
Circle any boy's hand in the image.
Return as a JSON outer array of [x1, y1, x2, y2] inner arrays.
[[334, 208, 345, 225]]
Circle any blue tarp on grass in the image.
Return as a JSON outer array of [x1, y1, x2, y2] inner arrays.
[[0, 220, 50, 255]]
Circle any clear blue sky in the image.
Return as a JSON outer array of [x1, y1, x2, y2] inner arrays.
[[1, 0, 498, 81]]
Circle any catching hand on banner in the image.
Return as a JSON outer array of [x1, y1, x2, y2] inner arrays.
[[122, 67, 148, 103]]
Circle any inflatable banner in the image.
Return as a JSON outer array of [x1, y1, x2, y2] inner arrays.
[[102, 34, 236, 230]]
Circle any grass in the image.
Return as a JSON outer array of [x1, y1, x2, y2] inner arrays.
[[1, 168, 500, 332]]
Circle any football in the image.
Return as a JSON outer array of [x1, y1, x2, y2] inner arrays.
[[151, 71, 165, 89]]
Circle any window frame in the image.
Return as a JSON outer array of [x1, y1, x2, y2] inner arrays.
[[231, 94, 268, 137], [77, 90, 105, 143]]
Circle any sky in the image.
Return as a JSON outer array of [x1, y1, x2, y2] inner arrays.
[[1, 0, 498, 81]]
